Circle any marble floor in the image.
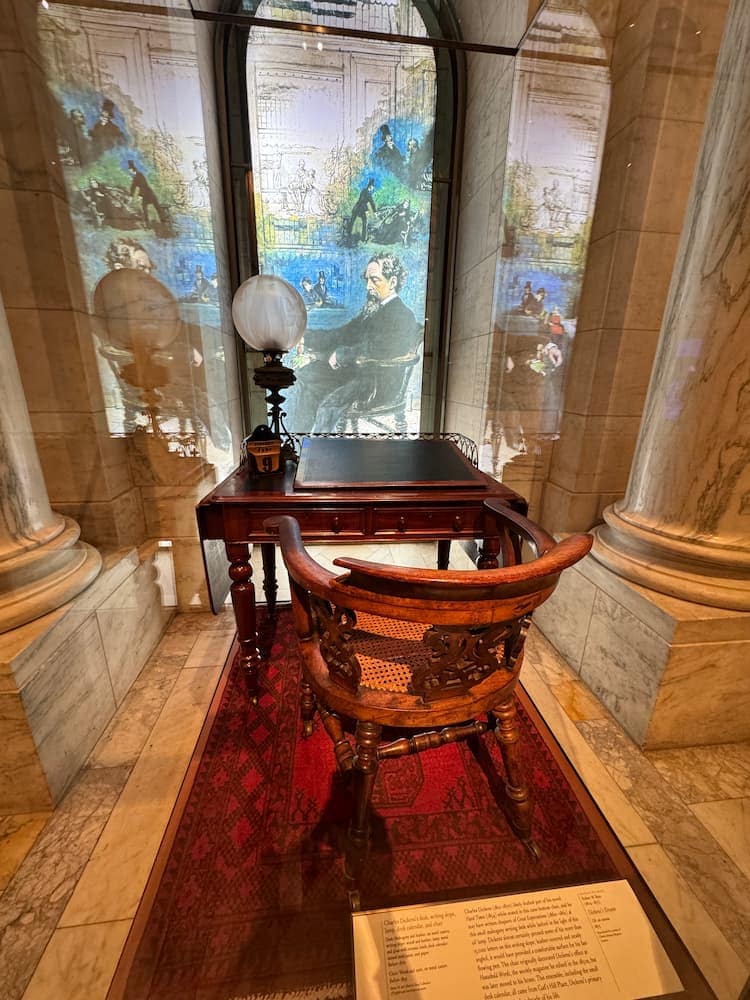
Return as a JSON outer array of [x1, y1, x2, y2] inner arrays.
[[1, 541, 749, 1000]]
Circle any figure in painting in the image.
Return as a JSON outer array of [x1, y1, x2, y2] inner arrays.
[[520, 285, 547, 319], [182, 264, 211, 302], [128, 160, 168, 228], [300, 276, 322, 308], [88, 98, 125, 158], [519, 281, 536, 313], [292, 252, 418, 433], [312, 270, 335, 306], [373, 124, 404, 176], [104, 237, 155, 274], [79, 177, 140, 229], [348, 178, 377, 243], [57, 107, 91, 166], [373, 198, 417, 246], [289, 159, 315, 213], [546, 305, 565, 337]]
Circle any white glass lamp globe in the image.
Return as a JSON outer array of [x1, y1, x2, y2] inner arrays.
[[231, 274, 307, 355]]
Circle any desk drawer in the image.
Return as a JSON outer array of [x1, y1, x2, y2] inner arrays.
[[291, 507, 365, 537], [372, 505, 483, 536]]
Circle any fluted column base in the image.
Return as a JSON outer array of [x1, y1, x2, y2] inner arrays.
[[0, 516, 102, 634], [590, 504, 750, 612]]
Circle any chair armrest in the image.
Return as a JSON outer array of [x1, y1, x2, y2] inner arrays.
[[483, 500, 557, 557], [263, 516, 338, 594]]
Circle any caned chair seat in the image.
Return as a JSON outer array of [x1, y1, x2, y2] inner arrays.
[[350, 612, 428, 693], [265, 501, 592, 883]]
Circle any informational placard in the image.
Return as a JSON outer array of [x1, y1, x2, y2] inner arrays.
[[352, 880, 683, 1000]]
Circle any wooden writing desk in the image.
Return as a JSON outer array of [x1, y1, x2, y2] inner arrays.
[[196, 437, 526, 696]]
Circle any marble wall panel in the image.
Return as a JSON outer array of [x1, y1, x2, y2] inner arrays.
[[538, 481, 619, 535], [0, 694, 51, 813], [611, 5, 658, 81], [589, 129, 632, 242], [0, 51, 65, 199], [453, 174, 497, 278], [579, 588, 667, 744], [620, 117, 705, 234], [646, 638, 750, 748], [445, 334, 491, 410], [54, 487, 146, 551], [573, 232, 617, 335], [6, 308, 104, 415], [605, 230, 680, 331], [0, 189, 85, 313], [0, 548, 138, 696], [96, 557, 173, 704], [581, 0, 619, 44], [551, 413, 642, 493], [532, 563, 596, 671], [23, 615, 116, 804], [140, 482, 214, 540]]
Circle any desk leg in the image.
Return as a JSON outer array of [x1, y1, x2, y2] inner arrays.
[[226, 542, 261, 702], [477, 534, 500, 569], [260, 542, 278, 616], [437, 540, 451, 570]]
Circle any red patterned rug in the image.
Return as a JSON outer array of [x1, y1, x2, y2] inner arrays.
[[112, 609, 621, 1000]]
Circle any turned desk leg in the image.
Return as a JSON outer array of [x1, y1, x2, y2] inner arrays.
[[437, 539, 451, 570], [478, 533, 501, 569], [260, 542, 278, 616], [226, 542, 261, 702]]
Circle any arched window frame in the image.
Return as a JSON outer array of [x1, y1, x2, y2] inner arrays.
[[216, 1, 465, 435]]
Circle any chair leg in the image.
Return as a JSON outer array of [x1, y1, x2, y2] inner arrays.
[[300, 679, 316, 737], [493, 697, 538, 859], [346, 722, 382, 879]]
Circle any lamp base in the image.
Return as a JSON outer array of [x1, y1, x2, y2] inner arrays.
[[253, 356, 298, 459]]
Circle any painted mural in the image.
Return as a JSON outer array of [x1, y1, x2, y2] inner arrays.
[[483, 1, 610, 477], [38, 7, 233, 466], [245, 8, 436, 434]]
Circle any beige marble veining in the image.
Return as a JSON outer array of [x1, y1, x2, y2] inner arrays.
[[96, 556, 173, 704], [627, 843, 748, 1000], [646, 741, 750, 803], [183, 628, 235, 669], [60, 662, 224, 926], [25, 615, 117, 804], [689, 798, 750, 883], [0, 813, 49, 892], [578, 718, 750, 963], [22, 919, 131, 1000], [87, 652, 187, 770], [548, 679, 609, 722], [0, 765, 130, 1000]]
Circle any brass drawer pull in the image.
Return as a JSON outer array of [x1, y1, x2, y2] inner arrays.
[[331, 516, 341, 534]]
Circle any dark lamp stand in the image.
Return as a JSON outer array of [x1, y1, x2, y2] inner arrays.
[[253, 351, 298, 461]]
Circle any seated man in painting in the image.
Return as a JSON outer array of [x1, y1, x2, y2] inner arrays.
[[292, 252, 418, 433]]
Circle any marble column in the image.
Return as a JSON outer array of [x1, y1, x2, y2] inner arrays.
[[0, 292, 101, 633], [590, 0, 750, 611], [532, 0, 750, 749]]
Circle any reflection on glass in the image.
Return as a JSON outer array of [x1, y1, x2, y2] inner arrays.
[[483, 0, 610, 477], [38, 3, 234, 471], [245, 4, 436, 433]]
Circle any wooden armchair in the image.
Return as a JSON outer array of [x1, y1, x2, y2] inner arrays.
[[265, 502, 592, 876]]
